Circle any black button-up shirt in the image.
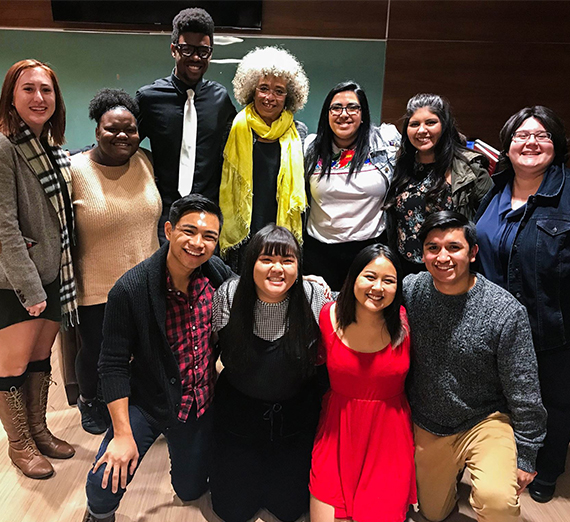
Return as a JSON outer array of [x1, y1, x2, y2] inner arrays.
[[136, 72, 236, 209]]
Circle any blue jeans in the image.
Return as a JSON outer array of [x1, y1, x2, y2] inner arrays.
[[85, 404, 212, 517]]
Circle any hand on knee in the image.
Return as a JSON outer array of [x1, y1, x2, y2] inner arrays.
[[92, 435, 139, 494]]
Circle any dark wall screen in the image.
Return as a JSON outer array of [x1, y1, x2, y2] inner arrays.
[[51, 1, 262, 30]]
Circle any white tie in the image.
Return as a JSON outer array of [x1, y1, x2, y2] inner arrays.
[[178, 88, 198, 196]]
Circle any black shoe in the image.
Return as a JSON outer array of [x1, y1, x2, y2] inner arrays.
[[77, 397, 110, 435], [81, 508, 115, 522], [528, 480, 555, 503]]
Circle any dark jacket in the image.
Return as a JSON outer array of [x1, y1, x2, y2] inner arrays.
[[99, 242, 233, 428], [451, 150, 493, 221], [475, 164, 570, 352]]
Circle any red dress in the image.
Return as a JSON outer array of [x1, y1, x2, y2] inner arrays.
[[310, 303, 417, 522]]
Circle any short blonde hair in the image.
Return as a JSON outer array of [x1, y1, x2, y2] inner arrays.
[[233, 47, 309, 114]]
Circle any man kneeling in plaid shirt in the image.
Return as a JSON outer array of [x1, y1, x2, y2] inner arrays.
[[82, 195, 233, 522]]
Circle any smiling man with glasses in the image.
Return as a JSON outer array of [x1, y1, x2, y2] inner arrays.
[[136, 7, 236, 244]]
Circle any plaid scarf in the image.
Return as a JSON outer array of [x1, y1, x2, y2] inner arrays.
[[11, 123, 79, 326]]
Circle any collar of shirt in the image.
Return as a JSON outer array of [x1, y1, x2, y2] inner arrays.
[[171, 71, 204, 96], [499, 180, 525, 220], [332, 142, 349, 155], [166, 267, 207, 302]]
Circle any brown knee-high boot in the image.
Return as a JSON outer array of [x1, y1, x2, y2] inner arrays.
[[0, 385, 54, 478], [25, 371, 75, 459]]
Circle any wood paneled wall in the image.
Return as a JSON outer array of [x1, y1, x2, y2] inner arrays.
[[0, 0, 389, 38], [2, 0, 570, 146], [382, 1, 570, 147]]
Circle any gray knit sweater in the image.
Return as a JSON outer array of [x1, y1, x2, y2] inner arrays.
[[403, 272, 547, 472]]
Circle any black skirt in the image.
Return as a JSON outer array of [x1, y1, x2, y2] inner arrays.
[[210, 372, 320, 522], [0, 277, 60, 330]]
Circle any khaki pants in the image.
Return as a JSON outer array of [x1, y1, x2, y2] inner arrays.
[[414, 412, 520, 522]]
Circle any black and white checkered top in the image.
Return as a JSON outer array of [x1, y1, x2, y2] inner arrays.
[[213, 278, 328, 341]]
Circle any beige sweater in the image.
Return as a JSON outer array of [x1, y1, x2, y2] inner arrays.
[[71, 150, 161, 306]]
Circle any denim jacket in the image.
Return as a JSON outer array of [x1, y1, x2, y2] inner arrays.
[[368, 123, 401, 179], [304, 123, 401, 182], [475, 164, 570, 352]]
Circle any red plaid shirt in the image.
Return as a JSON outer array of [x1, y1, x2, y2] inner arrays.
[[165, 269, 215, 420]]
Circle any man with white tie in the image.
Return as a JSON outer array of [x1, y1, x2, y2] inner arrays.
[[136, 7, 236, 243]]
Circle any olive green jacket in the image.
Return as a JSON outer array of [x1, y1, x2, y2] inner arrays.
[[451, 150, 493, 220]]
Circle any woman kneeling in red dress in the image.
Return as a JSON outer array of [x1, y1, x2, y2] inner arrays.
[[310, 243, 417, 522]]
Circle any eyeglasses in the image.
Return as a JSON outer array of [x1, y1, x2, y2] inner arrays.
[[329, 103, 361, 117], [174, 44, 213, 59], [512, 131, 552, 142], [256, 85, 287, 98]]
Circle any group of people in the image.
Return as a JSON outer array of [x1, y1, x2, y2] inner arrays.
[[0, 5, 568, 522]]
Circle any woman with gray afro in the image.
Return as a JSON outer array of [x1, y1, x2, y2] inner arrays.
[[219, 46, 309, 273], [70, 88, 161, 435]]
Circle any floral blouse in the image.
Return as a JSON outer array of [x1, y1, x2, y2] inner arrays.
[[394, 163, 453, 263]]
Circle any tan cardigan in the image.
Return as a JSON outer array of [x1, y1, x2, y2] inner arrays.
[[71, 150, 161, 306]]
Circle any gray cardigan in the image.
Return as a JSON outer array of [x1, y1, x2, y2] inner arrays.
[[0, 133, 61, 308]]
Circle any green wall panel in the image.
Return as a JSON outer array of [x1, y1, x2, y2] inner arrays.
[[0, 29, 386, 150]]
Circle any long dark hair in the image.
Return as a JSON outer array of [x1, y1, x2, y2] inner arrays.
[[497, 105, 568, 171], [223, 224, 320, 377], [385, 93, 471, 209], [305, 81, 371, 182], [336, 244, 406, 347]]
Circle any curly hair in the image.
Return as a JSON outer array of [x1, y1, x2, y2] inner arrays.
[[232, 46, 309, 114], [88, 88, 139, 123], [171, 7, 214, 45]]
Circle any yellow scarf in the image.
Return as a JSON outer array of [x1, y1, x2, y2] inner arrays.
[[219, 103, 307, 254]]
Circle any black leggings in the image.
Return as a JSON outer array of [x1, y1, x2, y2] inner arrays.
[[535, 348, 570, 484], [76, 303, 106, 399]]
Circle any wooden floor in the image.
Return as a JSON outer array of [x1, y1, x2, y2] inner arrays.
[[1, 348, 569, 522]]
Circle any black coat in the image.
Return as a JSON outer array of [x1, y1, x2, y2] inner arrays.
[[99, 242, 233, 428]]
